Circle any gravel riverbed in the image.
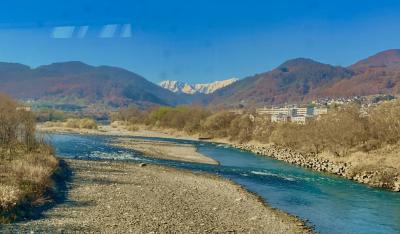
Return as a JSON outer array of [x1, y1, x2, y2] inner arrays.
[[114, 138, 219, 165], [2, 159, 311, 234]]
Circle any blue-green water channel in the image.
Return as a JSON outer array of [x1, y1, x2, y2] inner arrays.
[[49, 133, 400, 234]]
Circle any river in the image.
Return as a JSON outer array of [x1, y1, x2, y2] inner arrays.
[[49, 133, 400, 234]]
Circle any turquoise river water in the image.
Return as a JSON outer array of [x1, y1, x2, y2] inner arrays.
[[49, 133, 400, 234]]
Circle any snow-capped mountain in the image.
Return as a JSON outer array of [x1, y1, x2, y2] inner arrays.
[[159, 78, 238, 94], [158, 80, 195, 94]]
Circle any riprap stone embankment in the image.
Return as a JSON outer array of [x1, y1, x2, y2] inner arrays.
[[231, 143, 400, 192]]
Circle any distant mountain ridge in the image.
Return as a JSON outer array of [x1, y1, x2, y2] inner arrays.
[[159, 78, 238, 94], [206, 49, 400, 106], [0, 61, 186, 108], [0, 49, 399, 109], [350, 49, 400, 72], [314, 49, 400, 97]]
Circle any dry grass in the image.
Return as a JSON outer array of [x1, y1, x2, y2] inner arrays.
[[44, 118, 98, 130], [319, 143, 400, 171], [0, 147, 59, 223], [348, 145, 400, 171], [318, 143, 400, 189], [0, 185, 20, 210]]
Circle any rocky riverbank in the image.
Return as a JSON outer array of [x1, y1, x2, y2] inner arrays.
[[231, 143, 400, 192], [2, 159, 311, 233]]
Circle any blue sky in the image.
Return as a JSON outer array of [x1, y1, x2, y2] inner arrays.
[[0, 0, 400, 83]]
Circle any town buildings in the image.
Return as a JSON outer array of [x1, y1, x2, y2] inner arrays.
[[256, 106, 328, 124]]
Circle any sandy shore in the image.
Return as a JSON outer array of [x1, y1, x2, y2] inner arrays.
[[3, 159, 310, 233], [114, 139, 219, 165]]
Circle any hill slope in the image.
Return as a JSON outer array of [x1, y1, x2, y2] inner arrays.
[[206, 50, 400, 106], [208, 58, 354, 105], [310, 49, 400, 97], [0, 61, 185, 108], [350, 49, 400, 73]]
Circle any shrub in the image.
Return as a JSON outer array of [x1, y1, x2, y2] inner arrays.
[[252, 116, 275, 143], [57, 118, 98, 129], [64, 118, 80, 128], [110, 107, 143, 124], [270, 123, 303, 149], [201, 111, 236, 138], [79, 118, 98, 129], [368, 100, 400, 145], [35, 109, 75, 122], [228, 115, 254, 143]]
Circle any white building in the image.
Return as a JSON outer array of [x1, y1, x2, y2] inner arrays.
[[313, 107, 328, 116], [291, 115, 307, 124], [257, 107, 292, 116], [16, 106, 31, 112], [292, 107, 308, 116], [271, 113, 289, 123], [257, 105, 328, 124]]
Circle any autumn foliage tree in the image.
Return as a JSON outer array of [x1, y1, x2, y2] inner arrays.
[[201, 111, 236, 138], [368, 99, 400, 145], [0, 93, 37, 154]]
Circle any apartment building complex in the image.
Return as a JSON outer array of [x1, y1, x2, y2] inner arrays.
[[257, 106, 328, 124]]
